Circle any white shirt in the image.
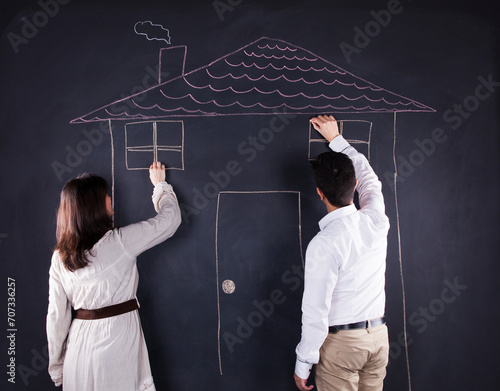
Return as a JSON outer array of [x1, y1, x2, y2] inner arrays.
[[295, 136, 390, 379], [46, 181, 181, 390]]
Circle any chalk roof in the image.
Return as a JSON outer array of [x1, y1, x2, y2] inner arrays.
[[71, 37, 434, 123]]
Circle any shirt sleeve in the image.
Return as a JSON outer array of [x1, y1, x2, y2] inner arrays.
[[118, 181, 182, 257], [295, 236, 338, 379], [329, 135, 387, 215], [46, 254, 72, 387]]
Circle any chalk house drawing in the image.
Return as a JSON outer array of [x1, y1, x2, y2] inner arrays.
[[309, 119, 373, 160], [134, 21, 172, 45], [215, 191, 304, 375], [71, 36, 435, 382], [71, 36, 434, 171], [72, 37, 434, 120], [125, 120, 184, 170]]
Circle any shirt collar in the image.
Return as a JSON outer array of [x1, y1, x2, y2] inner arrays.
[[318, 204, 357, 230]]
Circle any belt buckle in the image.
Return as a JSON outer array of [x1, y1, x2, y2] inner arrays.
[[330, 325, 340, 334]]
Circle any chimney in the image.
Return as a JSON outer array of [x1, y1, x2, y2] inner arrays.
[[158, 45, 187, 84]]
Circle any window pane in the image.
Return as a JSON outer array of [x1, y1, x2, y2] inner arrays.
[[341, 120, 371, 143], [308, 120, 372, 160], [125, 120, 184, 170], [156, 121, 183, 147], [126, 121, 154, 149], [126, 149, 155, 170], [157, 147, 183, 170]]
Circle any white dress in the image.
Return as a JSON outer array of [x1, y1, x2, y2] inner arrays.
[[46, 182, 181, 391]]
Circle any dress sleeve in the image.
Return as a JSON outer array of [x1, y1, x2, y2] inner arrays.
[[118, 181, 182, 257], [46, 253, 72, 387]]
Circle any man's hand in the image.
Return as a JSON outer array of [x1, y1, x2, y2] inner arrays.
[[294, 373, 314, 391], [149, 161, 166, 186], [310, 115, 339, 142]]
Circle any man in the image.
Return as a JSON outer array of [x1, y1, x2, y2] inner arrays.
[[294, 115, 390, 391]]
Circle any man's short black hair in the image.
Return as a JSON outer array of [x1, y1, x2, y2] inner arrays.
[[311, 151, 356, 208]]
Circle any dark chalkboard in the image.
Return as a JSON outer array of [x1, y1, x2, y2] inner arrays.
[[1, 1, 499, 390]]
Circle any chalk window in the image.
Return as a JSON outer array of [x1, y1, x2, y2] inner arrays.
[[308, 120, 372, 160], [125, 120, 184, 170]]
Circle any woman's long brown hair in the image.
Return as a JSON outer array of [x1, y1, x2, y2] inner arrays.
[[55, 174, 113, 271]]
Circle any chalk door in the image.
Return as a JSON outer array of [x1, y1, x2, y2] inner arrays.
[[216, 191, 304, 379]]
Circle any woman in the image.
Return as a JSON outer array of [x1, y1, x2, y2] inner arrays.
[[47, 162, 181, 390]]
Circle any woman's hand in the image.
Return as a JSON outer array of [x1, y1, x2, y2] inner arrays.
[[149, 162, 166, 186]]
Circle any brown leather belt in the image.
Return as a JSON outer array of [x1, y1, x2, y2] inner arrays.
[[75, 299, 139, 320]]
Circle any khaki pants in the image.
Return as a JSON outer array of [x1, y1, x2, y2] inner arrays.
[[315, 324, 389, 391]]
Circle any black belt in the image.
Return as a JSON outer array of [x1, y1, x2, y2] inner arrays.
[[329, 317, 385, 334]]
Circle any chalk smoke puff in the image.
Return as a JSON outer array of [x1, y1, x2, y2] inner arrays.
[[134, 21, 171, 44]]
